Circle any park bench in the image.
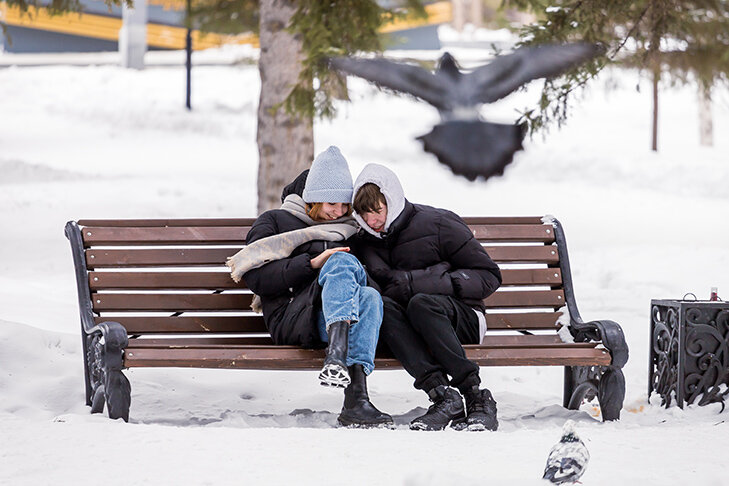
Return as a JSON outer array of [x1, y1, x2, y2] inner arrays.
[[65, 216, 628, 423]]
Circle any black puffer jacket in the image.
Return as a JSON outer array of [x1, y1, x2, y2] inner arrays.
[[352, 164, 501, 310], [242, 170, 349, 347]]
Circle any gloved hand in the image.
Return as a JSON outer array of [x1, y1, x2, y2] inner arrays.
[[371, 268, 412, 304]]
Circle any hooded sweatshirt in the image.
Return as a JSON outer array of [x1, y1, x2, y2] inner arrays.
[[352, 163, 502, 312]]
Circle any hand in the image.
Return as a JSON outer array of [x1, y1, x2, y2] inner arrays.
[[310, 247, 350, 269], [382, 271, 412, 304]]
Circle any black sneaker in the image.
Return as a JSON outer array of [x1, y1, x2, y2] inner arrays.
[[410, 385, 465, 431], [462, 385, 498, 431]]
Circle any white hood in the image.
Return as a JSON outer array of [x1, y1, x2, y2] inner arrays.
[[353, 163, 406, 238]]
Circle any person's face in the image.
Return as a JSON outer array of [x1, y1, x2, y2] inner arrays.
[[320, 202, 349, 221], [361, 201, 388, 233]]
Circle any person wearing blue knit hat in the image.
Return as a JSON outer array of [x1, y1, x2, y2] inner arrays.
[[231, 146, 393, 428]]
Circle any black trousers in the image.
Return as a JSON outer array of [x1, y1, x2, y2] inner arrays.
[[378, 293, 481, 393]]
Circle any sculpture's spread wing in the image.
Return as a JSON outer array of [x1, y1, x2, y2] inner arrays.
[[464, 43, 602, 104], [330, 57, 453, 110]]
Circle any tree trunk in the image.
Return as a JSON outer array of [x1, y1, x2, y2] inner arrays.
[[651, 66, 659, 152], [256, 0, 314, 214], [698, 84, 713, 147]]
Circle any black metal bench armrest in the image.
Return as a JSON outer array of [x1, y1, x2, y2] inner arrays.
[[570, 317, 628, 368], [548, 216, 629, 369]]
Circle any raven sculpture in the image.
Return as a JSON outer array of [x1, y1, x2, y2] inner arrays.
[[330, 44, 601, 181]]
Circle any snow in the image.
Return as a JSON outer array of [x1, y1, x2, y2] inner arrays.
[[2, 41, 729, 485]]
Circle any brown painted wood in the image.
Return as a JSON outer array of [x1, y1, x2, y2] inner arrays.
[[94, 316, 267, 333], [85, 245, 559, 268], [500, 268, 562, 286], [485, 312, 563, 330], [124, 334, 596, 349], [82, 227, 250, 246], [123, 345, 611, 369], [85, 248, 238, 268], [470, 225, 555, 242], [96, 313, 562, 334], [78, 218, 257, 227], [88, 268, 561, 290], [91, 293, 254, 312], [89, 271, 244, 290], [483, 290, 565, 308], [78, 217, 542, 227], [482, 246, 559, 263]]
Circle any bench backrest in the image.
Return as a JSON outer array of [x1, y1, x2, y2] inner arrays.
[[70, 217, 568, 342]]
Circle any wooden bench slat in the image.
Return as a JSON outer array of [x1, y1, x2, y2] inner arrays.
[[486, 312, 562, 330], [95, 316, 268, 333], [92, 290, 563, 312], [80, 224, 553, 246], [126, 334, 596, 349], [95, 312, 564, 334], [483, 290, 564, 308], [88, 268, 562, 290], [470, 224, 554, 242], [86, 246, 559, 268], [82, 227, 250, 246], [91, 293, 255, 312], [78, 217, 544, 227], [123, 346, 611, 368]]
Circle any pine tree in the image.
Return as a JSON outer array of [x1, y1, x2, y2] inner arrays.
[[192, 0, 424, 212], [503, 0, 729, 151]]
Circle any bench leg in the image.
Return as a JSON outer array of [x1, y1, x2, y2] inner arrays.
[[564, 365, 625, 421], [86, 322, 131, 422]]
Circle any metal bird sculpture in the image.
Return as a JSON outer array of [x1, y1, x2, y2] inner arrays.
[[542, 420, 590, 484], [330, 43, 601, 181]]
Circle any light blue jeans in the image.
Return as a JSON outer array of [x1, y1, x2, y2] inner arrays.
[[316, 251, 383, 375]]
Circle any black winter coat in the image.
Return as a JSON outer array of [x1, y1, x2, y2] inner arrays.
[[353, 201, 502, 310], [242, 171, 350, 348]]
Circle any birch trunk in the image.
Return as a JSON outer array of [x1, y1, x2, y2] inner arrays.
[[256, 0, 314, 214], [698, 84, 713, 147], [651, 66, 659, 152]]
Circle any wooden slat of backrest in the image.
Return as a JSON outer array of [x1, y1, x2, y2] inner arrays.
[[88, 268, 562, 290], [96, 313, 561, 334], [94, 316, 267, 333], [82, 227, 249, 246], [79, 218, 257, 227], [78, 217, 541, 227], [125, 334, 596, 349], [471, 224, 554, 242], [483, 290, 564, 308], [89, 271, 244, 290], [86, 248, 235, 268], [92, 290, 561, 312], [86, 245, 559, 268], [91, 293, 254, 312], [123, 346, 611, 369], [486, 312, 562, 330]]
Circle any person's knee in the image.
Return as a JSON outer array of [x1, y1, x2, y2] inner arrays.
[[406, 293, 447, 329], [407, 293, 441, 314]]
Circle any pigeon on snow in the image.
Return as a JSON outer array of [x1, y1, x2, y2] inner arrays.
[[542, 420, 590, 484], [330, 43, 601, 182]]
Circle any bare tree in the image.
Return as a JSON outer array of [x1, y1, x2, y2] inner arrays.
[[256, 0, 313, 214], [698, 84, 713, 147]]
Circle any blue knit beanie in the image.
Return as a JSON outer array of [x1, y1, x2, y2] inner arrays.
[[302, 146, 354, 203]]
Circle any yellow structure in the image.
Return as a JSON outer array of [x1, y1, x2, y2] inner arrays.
[[0, 1, 450, 51]]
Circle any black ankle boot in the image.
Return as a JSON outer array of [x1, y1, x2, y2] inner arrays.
[[319, 321, 350, 388], [337, 365, 394, 428], [461, 385, 498, 431], [410, 385, 465, 431]]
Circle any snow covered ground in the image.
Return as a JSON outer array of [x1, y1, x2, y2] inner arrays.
[[1, 43, 729, 485]]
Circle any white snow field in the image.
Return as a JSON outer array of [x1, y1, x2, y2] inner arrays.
[[1, 45, 729, 485]]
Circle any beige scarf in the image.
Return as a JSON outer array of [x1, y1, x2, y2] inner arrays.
[[226, 194, 358, 283]]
